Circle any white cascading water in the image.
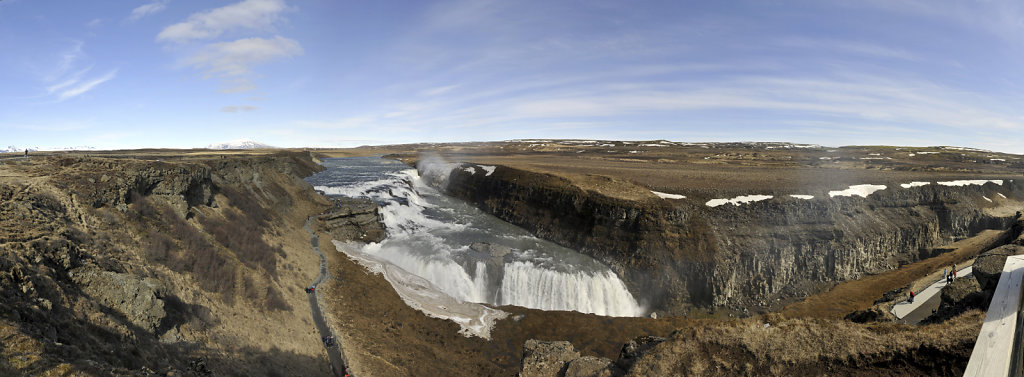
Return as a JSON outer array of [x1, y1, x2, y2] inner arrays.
[[311, 157, 644, 317]]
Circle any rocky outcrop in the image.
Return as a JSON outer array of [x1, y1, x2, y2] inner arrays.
[[520, 339, 623, 377], [319, 197, 386, 243], [565, 356, 618, 377], [520, 340, 581, 377], [973, 244, 1024, 290], [71, 267, 166, 333], [845, 306, 897, 323], [941, 277, 981, 305], [51, 157, 214, 215], [435, 162, 1022, 313]]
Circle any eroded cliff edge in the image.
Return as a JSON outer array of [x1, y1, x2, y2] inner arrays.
[[0, 152, 335, 376], [432, 162, 1021, 314]]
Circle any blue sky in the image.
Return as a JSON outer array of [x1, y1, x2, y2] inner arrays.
[[2, 0, 1023, 152]]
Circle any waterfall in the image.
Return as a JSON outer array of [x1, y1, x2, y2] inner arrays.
[[311, 157, 644, 317]]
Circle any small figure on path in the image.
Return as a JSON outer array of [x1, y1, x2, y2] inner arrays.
[[24, 149, 27, 157], [909, 290, 915, 304]]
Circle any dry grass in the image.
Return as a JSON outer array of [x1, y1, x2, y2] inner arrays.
[[628, 310, 983, 376]]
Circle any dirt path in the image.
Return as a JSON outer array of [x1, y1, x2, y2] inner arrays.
[[782, 229, 1009, 319], [305, 217, 351, 376]]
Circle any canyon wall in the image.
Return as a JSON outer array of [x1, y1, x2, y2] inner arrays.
[[436, 163, 1020, 313]]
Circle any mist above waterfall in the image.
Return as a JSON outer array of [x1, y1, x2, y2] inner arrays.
[[309, 156, 644, 317]]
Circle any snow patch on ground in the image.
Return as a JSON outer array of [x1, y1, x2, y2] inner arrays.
[[480, 165, 496, 176], [983, 196, 992, 202], [998, 193, 1007, 199], [706, 195, 773, 207], [936, 180, 1003, 187], [900, 182, 931, 188], [463, 167, 475, 174], [332, 240, 508, 339], [829, 184, 887, 198], [651, 191, 685, 200], [790, 195, 814, 200]]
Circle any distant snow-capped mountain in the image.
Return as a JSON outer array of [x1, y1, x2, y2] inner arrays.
[[2, 146, 37, 153], [3, 145, 96, 153], [206, 139, 275, 150]]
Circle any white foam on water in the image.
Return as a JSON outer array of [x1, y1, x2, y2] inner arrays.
[[706, 195, 773, 207], [651, 190, 685, 199], [900, 182, 931, 189], [828, 184, 887, 198]]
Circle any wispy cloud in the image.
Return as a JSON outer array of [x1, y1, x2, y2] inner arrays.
[[421, 84, 460, 96], [184, 36, 302, 92], [128, 0, 169, 22], [776, 37, 918, 61], [56, 69, 118, 101], [157, 0, 300, 94], [156, 0, 287, 43], [220, 105, 258, 112]]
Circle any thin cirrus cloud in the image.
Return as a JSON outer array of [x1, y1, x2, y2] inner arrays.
[[156, 0, 287, 43], [184, 36, 302, 92], [220, 105, 258, 112], [128, 0, 169, 22], [54, 70, 118, 101]]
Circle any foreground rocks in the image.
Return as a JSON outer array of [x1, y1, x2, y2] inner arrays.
[[522, 311, 984, 377], [520, 339, 621, 377]]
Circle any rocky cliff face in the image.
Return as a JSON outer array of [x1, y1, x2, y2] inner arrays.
[[434, 163, 1021, 313], [0, 151, 333, 376]]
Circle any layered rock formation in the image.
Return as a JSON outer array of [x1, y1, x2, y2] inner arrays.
[[434, 162, 1022, 313]]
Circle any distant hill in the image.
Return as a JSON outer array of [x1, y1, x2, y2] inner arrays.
[[206, 139, 275, 150]]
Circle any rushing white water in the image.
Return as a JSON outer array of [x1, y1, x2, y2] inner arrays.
[[308, 157, 643, 317]]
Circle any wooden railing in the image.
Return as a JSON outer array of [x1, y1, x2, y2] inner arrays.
[[964, 255, 1024, 376]]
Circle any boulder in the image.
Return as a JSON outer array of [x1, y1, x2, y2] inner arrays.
[[973, 245, 1024, 290], [520, 339, 580, 377], [941, 276, 981, 305], [72, 267, 166, 333], [845, 306, 896, 323], [564, 356, 618, 377], [616, 336, 665, 371]]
